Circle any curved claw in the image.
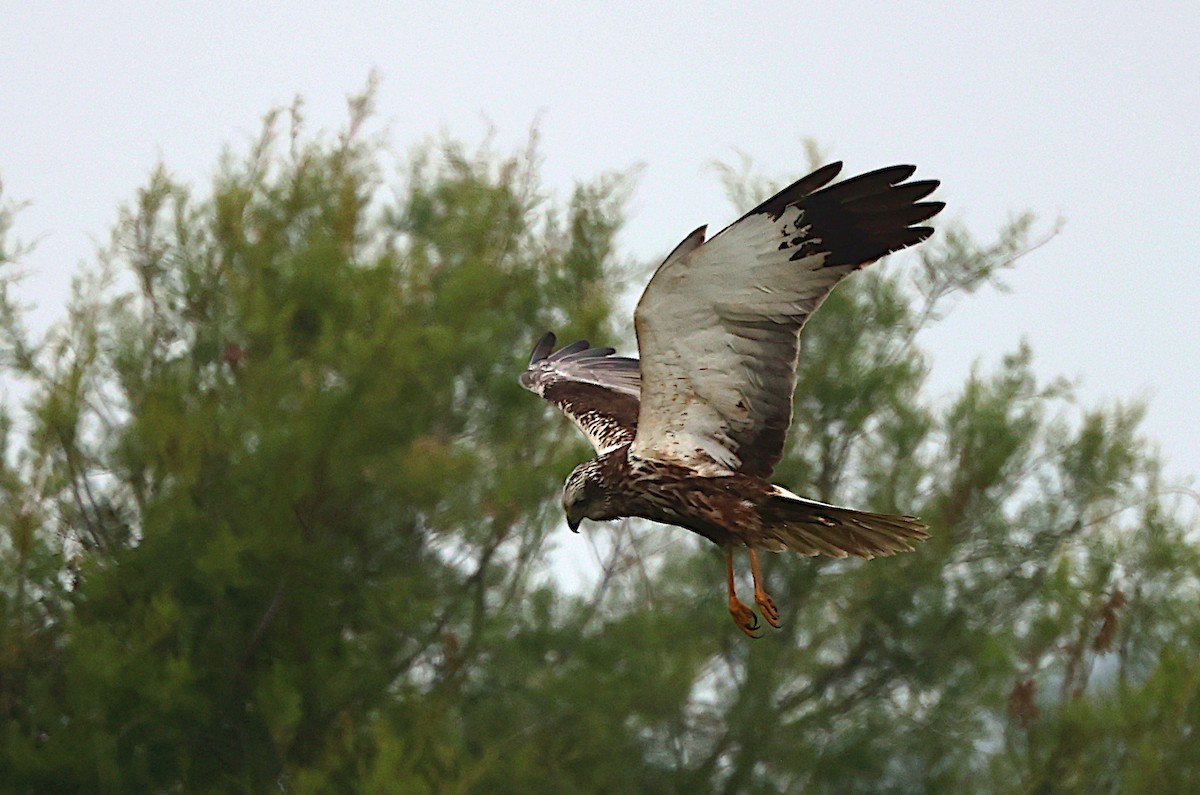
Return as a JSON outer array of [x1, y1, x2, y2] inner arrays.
[[748, 546, 782, 629], [728, 596, 761, 638], [756, 591, 781, 629]]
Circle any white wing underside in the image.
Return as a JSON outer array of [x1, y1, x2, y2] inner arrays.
[[632, 205, 854, 475], [630, 163, 940, 478]]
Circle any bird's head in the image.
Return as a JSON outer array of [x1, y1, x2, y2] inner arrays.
[[561, 459, 613, 532]]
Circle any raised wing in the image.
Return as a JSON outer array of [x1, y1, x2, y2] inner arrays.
[[519, 331, 641, 454], [631, 162, 942, 477]]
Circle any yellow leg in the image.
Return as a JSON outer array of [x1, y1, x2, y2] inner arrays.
[[748, 546, 780, 628], [726, 547, 760, 638]]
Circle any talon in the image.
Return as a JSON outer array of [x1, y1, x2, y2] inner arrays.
[[749, 546, 782, 629], [725, 545, 763, 638], [728, 597, 761, 638], [756, 591, 781, 628]]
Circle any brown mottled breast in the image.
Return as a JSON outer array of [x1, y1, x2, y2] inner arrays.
[[616, 454, 772, 546]]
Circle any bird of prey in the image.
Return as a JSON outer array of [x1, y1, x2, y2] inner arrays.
[[519, 162, 942, 637]]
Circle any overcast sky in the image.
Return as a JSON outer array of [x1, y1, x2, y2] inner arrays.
[[2, 2, 1198, 487]]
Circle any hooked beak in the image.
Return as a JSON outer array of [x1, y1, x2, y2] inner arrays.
[[567, 515, 582, 533]]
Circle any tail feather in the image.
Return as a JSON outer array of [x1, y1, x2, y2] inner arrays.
[[759, 495, 929, 559]]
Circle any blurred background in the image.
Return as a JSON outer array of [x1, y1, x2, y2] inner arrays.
[[1, 3, 1198, 792]]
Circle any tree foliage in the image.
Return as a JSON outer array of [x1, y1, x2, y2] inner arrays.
[[1, 92, 1197, 793]]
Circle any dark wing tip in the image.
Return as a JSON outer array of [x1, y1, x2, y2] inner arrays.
[[905, 179, 941, 201], [568, 345, 617, 360], [858, 201, 946, 233], [817, 164, 918, 203], [736, 162, 844, 224], [911, 201, 946, 224], [552, 339, 591, 358], [797, 165, 943, 266], [865, 164, 918, 185], [795, 161, 844, 194], [886, 226, 936, 252], [526, 332, 624, 368], [529, 331, 557, 366]]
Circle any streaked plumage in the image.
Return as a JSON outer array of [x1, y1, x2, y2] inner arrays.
[[519, 162, 942, 636], [519, 337, 640, 454]]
